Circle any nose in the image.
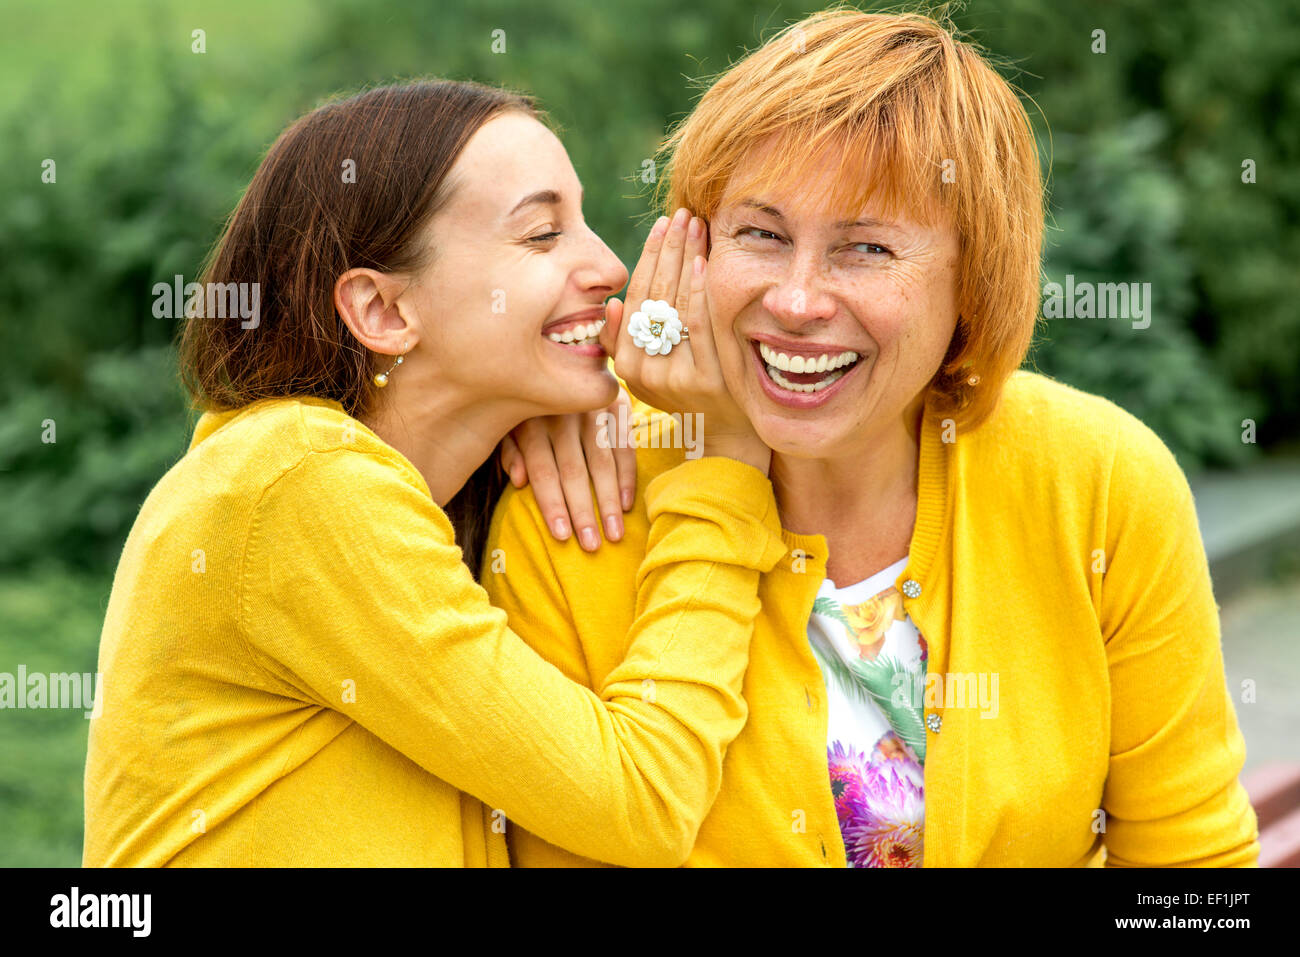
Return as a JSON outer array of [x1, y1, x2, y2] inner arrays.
[[576, 224, 630, 298], [760, 247, 835, 328]]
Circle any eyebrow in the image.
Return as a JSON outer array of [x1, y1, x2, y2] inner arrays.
[[508, 185, 584, 218], [738, 199, 896, 230]]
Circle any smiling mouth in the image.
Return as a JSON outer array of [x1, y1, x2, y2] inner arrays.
[[754, 341, 863, 393], [543, 312, 606, 349]]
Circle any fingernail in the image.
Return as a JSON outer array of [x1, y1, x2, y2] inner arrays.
[[580, 526, 599, 551], [551, 517, 570, 540], [672, 208, 689, 228], [622, 488, 635, 510], [652, 216, 669, 236], [688, 217, 702, 239], [604, 514, 624, 542]]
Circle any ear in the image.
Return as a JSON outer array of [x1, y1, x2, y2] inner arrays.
[[334, 268, 417, 354]]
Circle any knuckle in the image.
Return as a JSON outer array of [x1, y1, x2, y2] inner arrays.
[[534, 485, 563, 511], [584, 431, 614, 457], [515, 426, 545, 453], [530, 467, 560, 492]]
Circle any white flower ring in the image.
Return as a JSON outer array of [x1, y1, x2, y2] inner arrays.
[[626, 299, 689, 356]]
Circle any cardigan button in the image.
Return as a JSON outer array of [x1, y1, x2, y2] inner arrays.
[[926, 712, 942, 733], [902, 579, 922, 599]]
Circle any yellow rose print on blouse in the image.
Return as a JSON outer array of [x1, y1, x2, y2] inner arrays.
[[842, 590, 907, 660]]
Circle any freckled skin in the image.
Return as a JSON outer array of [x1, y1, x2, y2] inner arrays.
[[704, 137, 961, 461]]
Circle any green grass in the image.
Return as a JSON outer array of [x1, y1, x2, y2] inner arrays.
[[0, 565, 113, 867]]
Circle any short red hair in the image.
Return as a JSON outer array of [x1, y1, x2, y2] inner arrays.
[[657, 8, 1045, 428]]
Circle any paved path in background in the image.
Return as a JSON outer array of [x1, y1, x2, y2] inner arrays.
[[1190, 457, 1300, 769], [1220, 577, 1300, 770], [1193, 458, 1300, 564]]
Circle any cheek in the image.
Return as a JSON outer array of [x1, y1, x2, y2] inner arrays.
[[704, 253, 763, 330], [859, 267, 958, 350], [903, 269, 961, 360], [840, 275, 912, 350], [703, 267, 754, 389], [477, 259, 561, 340], [425, 248, 507, 328]]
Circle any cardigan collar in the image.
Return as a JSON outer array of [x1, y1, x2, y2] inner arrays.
[[900, 391, 953, 598]]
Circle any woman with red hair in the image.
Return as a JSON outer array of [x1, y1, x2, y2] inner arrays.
[[493, 9, 1259, 867]]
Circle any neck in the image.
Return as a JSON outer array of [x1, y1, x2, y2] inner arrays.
[[771, 394, 925, 585], [360, 386, 527, 508]]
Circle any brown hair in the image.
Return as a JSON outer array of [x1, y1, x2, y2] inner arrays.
[[178, 79, 540, 570], [657, 8, 1046, 429]]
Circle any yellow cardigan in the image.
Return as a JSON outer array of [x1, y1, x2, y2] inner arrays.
[[485, 371, 1260, 867], [83, 395, 791, 866]]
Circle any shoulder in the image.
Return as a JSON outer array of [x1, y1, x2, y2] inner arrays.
[[190, 397, 448, 538], [486, 398, 689, 556], [947, 372, 1194, 535], [964, 371, 1184, 483], [202, 397, 428, 488], [975, 371, 1137, 445]]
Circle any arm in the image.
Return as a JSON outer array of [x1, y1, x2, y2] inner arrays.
[[1098, 416, 1260, 867], [483, 472, 631, 868], [239, 444, 788, 868]]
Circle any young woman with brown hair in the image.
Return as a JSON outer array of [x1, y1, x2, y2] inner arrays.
[[83, 79, 777, 867]]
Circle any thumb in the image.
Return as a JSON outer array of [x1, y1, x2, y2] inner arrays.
[[499, 433, 527, 487], [600, 297, 624, 357]]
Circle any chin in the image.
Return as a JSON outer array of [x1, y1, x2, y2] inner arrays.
[[536, 365, 619, 415], [750, 413, 844, 460], [730, 361, 865, 460]]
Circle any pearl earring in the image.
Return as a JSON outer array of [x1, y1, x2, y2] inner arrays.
[[373, 341, 411, 388]]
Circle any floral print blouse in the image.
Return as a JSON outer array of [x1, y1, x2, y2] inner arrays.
[[806, 556, 927, 867]]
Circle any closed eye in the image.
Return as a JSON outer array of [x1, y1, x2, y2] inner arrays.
[[526, 231, 562, 245]]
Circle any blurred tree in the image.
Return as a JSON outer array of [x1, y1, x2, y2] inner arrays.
[[954, 0, 1297, 460]]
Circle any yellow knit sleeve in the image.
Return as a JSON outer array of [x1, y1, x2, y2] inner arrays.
[[486, 446, 783, 869], [483, 479, 626, 869], [238, 445, 788, 867], [1097, 415, 1260, 867]]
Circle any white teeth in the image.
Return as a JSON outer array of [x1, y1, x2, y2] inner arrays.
[[830, 351, 857, 370], [757, 343, 792, 371], [757, 341, 860, 373], [766, 364, 846, 393], [548, 319, 606, 343]]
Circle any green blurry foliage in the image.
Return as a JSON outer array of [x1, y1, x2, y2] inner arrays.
[[968, 0, 1298, 464], [1029, 115, 1257, 467], [0, 0, 1294, 573], [0, 36, 289, 570]]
